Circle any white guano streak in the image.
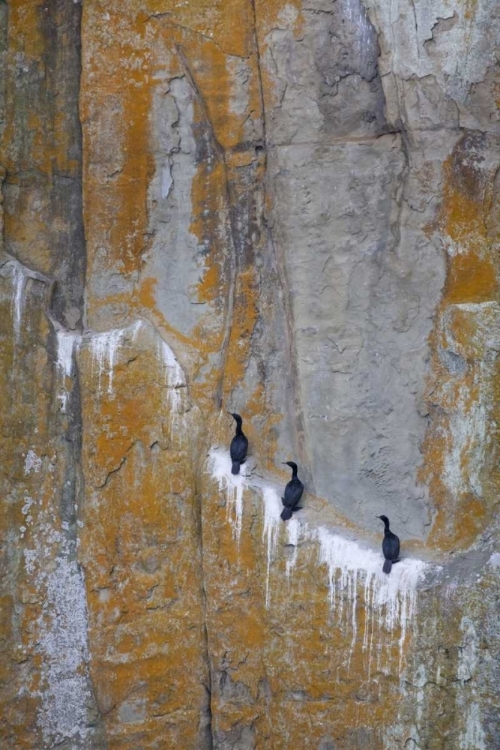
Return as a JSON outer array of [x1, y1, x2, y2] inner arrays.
[[262, 487, 282, 607], [285, 518, 300, 578], [316, 526, 426, 671], [88, 321, 185, 438], [209, 449, 245, 544], [12, 265, 26, 342], [88, 322, 184, 415], [89, 326, 137, 396], [157, 337, 185, 431], [5, 259, 49, 343], [56, 331, 80, 412], [208, 447, 428, 670]]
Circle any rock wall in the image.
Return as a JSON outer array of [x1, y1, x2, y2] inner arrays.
[[0, 0, 499, 748]]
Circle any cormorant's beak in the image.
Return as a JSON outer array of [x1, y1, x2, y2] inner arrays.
[[227, 411, 233, 417]]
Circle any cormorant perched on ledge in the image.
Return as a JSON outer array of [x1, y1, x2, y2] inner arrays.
[[228, 413, 248, 475], [281, 461, 304, 521], [377, 515, 400, 574]]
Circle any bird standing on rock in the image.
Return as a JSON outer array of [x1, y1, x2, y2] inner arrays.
[[228, 413, 248, 475], [281, 461, 304, 521], [377, 515, 400, 574]]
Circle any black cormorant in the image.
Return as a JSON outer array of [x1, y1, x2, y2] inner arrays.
[[228, 413, 248, 475], [377, 515, 400, 574], [281, 461, 304, 521]]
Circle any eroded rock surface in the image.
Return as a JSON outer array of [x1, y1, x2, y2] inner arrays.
[[0, 0, 499, 748]]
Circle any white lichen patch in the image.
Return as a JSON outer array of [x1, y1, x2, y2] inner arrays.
[[24, 449, 42, 475], [21, 514, 93, 746], [21, 494, 35, 517], [488, 552, 500, 567], [35, 553, 92, 745], [460, 702, 486, 750]]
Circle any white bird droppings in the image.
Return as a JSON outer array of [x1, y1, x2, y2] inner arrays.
[[208, 446, 429, 672], [209, 449, 245, 544]]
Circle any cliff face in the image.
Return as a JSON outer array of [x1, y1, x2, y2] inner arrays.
[[0, 1, 499, 748]]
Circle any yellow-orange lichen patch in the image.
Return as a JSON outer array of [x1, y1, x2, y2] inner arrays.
[[81, 5, 155, 279], [143, 0, 254, 58], [79, 328, 208, 749], [2, 1, 45, 89], [196, 261, 222, 306]]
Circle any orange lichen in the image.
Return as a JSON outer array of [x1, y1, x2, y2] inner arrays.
[[78, 330, 207, 745], [81, 6, 154, 278], [80, 0, 298, 466], [77, 1, 413, 744]]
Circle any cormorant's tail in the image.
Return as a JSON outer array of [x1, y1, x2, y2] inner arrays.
[[280, 507, 293, 521], [383, 559, 392, 575], [231, 462, 240, 475]]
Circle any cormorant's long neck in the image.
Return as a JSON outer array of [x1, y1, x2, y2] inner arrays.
[[383, 520, 391, 533], [234, 421, 243, 436], [291, 466, 298, 478]]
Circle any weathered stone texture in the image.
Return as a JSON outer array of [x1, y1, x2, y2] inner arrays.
[[1, 0, 499, 748]]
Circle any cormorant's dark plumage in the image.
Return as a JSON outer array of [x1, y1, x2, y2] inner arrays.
[[377, 515, 400, 574], [281, 461, 304, 521], [228, 413, 248, 475]]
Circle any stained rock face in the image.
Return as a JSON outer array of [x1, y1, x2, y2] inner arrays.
[[0, 0, 499, 748]]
